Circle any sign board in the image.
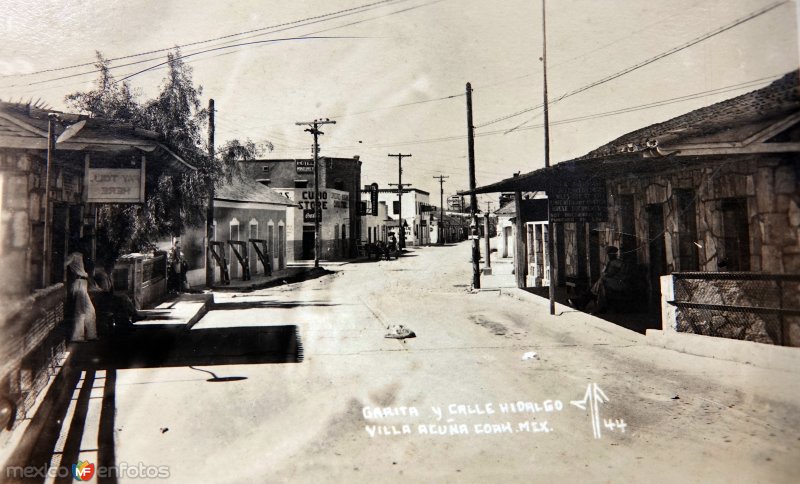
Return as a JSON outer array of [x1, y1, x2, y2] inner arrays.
[[303, 209, 321, 222], [296, 159, 314, 174], [86, 168, 144, 203], [548, 177, 607, 223], [448, 195, 463, 212], [369, 183, 379, 216]]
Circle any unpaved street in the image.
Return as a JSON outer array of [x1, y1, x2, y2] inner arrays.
[[105, 242, 800, 483]]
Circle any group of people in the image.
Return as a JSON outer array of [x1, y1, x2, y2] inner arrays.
[[64, 252, 144, 343]]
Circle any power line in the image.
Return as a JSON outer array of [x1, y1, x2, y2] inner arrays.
[[0, 0, 423, 90], [333, 73, 780, 150], [476, 0, 789, 129], [0, 0, 407, 79], [114, 36, 367, 84]]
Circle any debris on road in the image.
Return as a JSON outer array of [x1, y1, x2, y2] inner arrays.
[[385, 324, 415, 339], [671, 394, 680, 400], [522, 351, 539, 361]]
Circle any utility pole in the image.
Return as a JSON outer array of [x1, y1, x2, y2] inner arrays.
[[466, 82, 480, 289], [388, 153, 411, 250], [296, 119, 336, 268], [433, 175, 448, 245], [206, 98, 215, 287], [42, 113, 57, 287], [484, 200, 492, 273], [542, 0, 555, 315]]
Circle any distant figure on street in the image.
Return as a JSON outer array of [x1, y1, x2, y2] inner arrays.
[[168, 245, 189, 292], [387, 232, 398, 260], [65, 252, 97, 342]]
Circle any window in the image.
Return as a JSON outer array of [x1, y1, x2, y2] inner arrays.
[[675, 189, 699, 271], [393, 201, 400, 215], [295, 180, 308, 188], [721, 198, 750, 271]]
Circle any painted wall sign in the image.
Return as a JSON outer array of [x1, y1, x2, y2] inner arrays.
[[86, 168, 144, 203], [549, 177, 607, 223], [303, 209, 321, 222], [296, 160, 314, 174]]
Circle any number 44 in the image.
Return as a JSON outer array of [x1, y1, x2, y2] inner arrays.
[[603, 418, 627, 433]]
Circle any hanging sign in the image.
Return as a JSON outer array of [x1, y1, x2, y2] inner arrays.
[[86, 168, 144, 203], [370, 183, 379, 216]]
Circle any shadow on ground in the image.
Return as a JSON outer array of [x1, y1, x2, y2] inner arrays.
[[214, 267, 335, 292], [5, 323, 302, 483], [210, 300, 343, 310], [524, 286, 661, 335]]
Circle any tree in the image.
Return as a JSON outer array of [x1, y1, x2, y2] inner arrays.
[[66, 49, 268, 264]]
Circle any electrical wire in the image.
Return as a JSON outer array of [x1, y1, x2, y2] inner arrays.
[[476, 0, 789, 129], [0, 0, 407, 79]]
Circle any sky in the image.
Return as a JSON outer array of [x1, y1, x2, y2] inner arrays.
[[1, 0, 798, 206]]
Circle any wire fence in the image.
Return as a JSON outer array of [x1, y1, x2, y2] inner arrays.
[[670, 272, 800, 346]]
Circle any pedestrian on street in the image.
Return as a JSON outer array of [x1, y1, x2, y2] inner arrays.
[[387, 232, 398, 260], [590, 246, 628, 314], [65, 252, 97, 342]]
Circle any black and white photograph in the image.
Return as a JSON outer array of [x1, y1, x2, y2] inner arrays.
[[0, 0, 799, 482]]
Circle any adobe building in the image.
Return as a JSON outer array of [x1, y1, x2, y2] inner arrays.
[[239, 157, 362, 260]]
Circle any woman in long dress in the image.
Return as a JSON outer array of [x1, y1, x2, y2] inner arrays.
[[65, 252, 97, 342]]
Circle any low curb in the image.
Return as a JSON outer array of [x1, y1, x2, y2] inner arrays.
[[646, 329, 800, 373]]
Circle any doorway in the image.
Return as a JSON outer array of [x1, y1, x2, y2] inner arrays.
[[278, 224, 286, 269], [647, 204, 667, 309], [302, 226, 315, 260]]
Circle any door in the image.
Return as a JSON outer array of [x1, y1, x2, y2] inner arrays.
[[268, 224, 275, 268], [249, 222, 258, 275], [278, 224, 286, 269], [647, 204, 667, 309], [302, 226, 315, 260], [50, 203, 69, 284], [229, 222, 240, 279]]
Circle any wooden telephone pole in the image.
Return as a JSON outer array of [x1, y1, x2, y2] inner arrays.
[[206, 99, 215, 287], [433, 175, 448, 245], [388, 153, 411, 250], [542, 0, 556, 315], [296, 119, 336, 268], [484, 200, 493, 273], [466, 82, 480, 289]]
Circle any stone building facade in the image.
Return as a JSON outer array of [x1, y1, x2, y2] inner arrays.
[[472, 71, 800, 346]]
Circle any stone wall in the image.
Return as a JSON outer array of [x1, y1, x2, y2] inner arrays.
[[603, 156, 799, 275]]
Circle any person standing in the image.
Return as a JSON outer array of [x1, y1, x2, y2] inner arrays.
[[65, 252, 97, 342]]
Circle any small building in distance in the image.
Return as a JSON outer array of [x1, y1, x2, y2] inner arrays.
[[375, 187, 433, 247], [239, 157, 362, 260]]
